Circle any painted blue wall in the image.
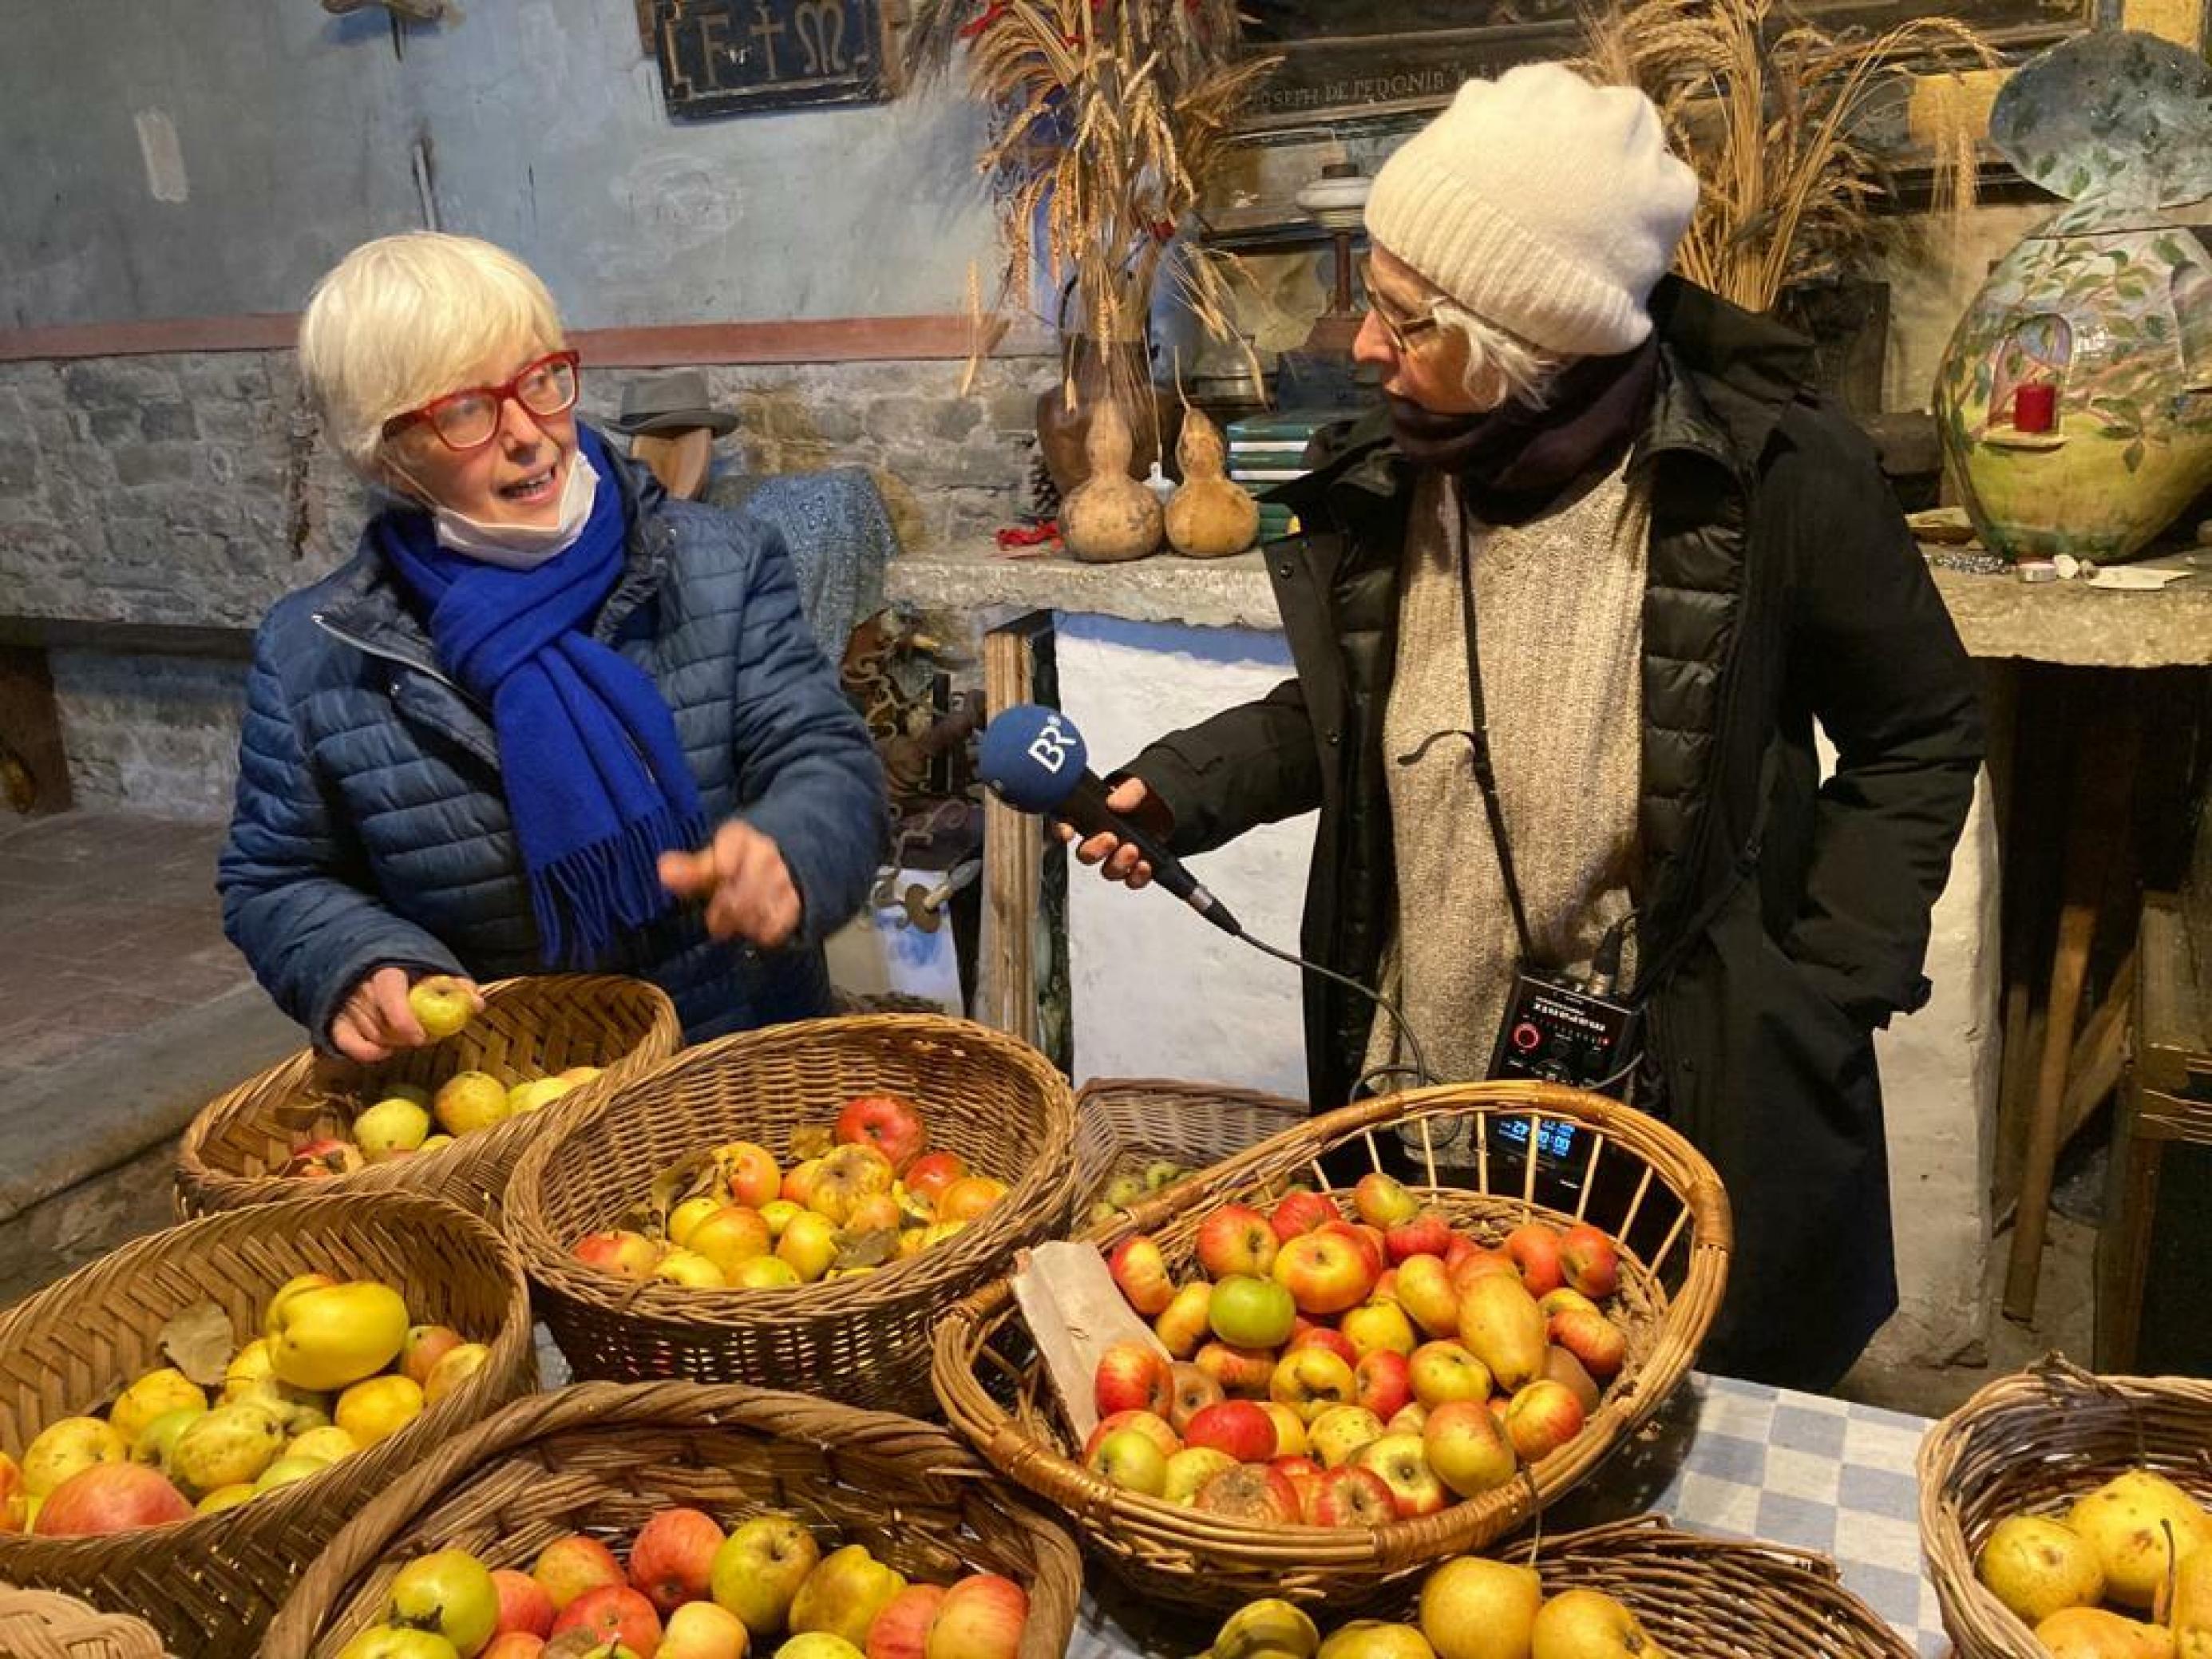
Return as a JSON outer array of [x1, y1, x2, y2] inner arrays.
[[0, 0, 997, 330]]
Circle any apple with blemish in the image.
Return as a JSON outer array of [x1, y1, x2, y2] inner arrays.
[[1354, 1350, 1413, 1422], [1154, 1282, 1213, 1359], [1307, 1405, 1388, 1470], [1108, 1236, 1176, 1317], [1385, 1211, 1455, 1265], [1193, 1463, 1302, 1526], [1504, 1379, 1588, 1463], [1549, 1308, 1626, 1380], [1193, 1342, 1276, 1398], [1167, 1362, 1225, 1434], [1269, 1191, 1337, 1241], [1559, 1222, 1620, 1299], [900, 1150, 968, 1210], [1408, 1341, 1492, 1409], [1309, 1465, 1399, 1528], [1081, 1410, 1180, 1465], [1195, 1205, 1279, 1279], [1269, 1348, 1358, 1423], [1350, 1431, 1448, 1518], [1352, 1173, 1421, 1229], [532, 1534, 626, 1615], [1161, 1446, 1238, 1505], [1502, 1223, 1565, 1296]]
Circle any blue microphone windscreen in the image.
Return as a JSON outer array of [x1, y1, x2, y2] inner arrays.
[[977, 703, 1090, 813]]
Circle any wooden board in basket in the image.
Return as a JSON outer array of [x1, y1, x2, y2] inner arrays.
[[175, 973, 679, 1224], [260, 1378, 1081, 1659], [507, 1013, 1077, 1414], [1919, 1354, 2212, 1658], [0, 1193, 533, 1657], [933, 1079, 1731, 1613]]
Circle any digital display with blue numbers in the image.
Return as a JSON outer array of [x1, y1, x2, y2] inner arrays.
[[1493, 1115, 1578, 1162]]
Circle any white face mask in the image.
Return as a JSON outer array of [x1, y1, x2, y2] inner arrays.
[[429, 446, 600, 569]]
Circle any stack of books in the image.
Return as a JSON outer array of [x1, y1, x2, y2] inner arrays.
[[1225, 410, 1339, 543]]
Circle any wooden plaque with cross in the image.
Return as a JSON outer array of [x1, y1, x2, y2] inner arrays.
[[651, 0, 894, 118]]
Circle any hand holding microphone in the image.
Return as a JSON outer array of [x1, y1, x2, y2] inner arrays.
[[1061, 777, 1155, 889]]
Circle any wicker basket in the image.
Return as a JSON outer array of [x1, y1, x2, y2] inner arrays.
[[1073, 1077, 1306, 1214], [508, 1013, 1078, 1413], [1918, 1353, 2212, 1658], [0, 1585, 172, 1659], [174, 973, 680, 1224], [261, 1379, 1084, 1659], [0, 1193, 535, 1657], [933, 1078, 1731, 1613]]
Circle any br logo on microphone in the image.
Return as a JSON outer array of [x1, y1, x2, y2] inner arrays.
[[1026, 718, 1079, 775]]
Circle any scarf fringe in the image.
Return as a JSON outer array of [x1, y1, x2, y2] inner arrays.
[[530, 807, 710, 968]]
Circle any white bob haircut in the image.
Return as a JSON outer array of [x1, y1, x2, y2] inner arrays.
[[1434, 299, 1569, 412], [299, 232, 566, 475]]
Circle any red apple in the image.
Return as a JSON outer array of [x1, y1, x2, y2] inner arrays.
[[573, 1231, 661, 1283], [927, 1573, 1029, 1659], [401, 1324, 467, 1389], [1351, 1431, 1449, 1518], [481, 1636, 547, 1659], [1321, 1220, 1389, 1281], [532, 1534, 627, 1614], [1309, 1464, 1399, 1528], [836, 1092, 929, 1170], [1352, 1171, 1421, 1229], [31, 1463, 191, 1535], [286, 1136, 365, 1180], [1271, 1455, 1324, 1518], [1423, 1400, 1519, 1499], [1081, 1409, 1180, 1464], [1108, 1236, 1176, 1317], [902, 1150, 968, 1209], [1193, 1462, 1302, 1526], [628, 1506, 725, 1614], [1094, 1339, 1174, 1419], [1167, 1362, 1225, 1433], [1269, 1347, 1358, 1423], [1354, 1350, 1413, 1422], [1272, 1230, 1377, 1317], [493, 1568, 556, 1638], [1208, 1273, 1297, 1348], [1268, 1190, 1337, 1241], [1548, 1309, 1626, 1380], [1502, 1223, 1565, 1296], [1560, 1222, 1620, 1299], [1153, 1282, 1213, 1359], [1285, 1324, 1359, 1368], [1450, 1247, 1521, 1294], [1385, 1210, 1455, 1264], [1193, 1341, 1277, 1398], [1195, 1204, 1279, 1279], [1444, 1235, 1480, 1273], [552, 1584, 662, 1654], [1505, 1380, 1587, 1463], [1183, 1400, 1278, 1463], [865, 1583, 947, 1659], [1394, 1255, 1462, 1339]]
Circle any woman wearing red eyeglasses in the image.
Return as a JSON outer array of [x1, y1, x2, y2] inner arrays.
[[219, 232, 885, 1061]]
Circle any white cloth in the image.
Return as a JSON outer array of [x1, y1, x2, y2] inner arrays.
[[433, 445, 599, 568]]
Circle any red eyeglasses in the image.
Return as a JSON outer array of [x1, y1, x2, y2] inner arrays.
[[382, 349, 582, 452]]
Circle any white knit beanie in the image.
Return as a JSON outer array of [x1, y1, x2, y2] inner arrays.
[[1364, 63, 1699, 357]]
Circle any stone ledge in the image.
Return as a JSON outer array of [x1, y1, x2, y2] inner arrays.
[[890, 541, 2212, 667]]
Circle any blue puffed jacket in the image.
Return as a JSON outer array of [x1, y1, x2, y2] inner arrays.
[[218, 441, 888, 1045]]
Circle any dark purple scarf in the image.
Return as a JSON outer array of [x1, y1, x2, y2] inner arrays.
[[1387, 340, 1660, 526]]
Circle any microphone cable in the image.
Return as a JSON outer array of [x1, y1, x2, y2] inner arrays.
[[1226, 925, 1435, 1103]]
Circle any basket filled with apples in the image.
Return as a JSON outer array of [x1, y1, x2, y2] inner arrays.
[[1074, 1078, 1306, 1229], [932, 1078, 1730, 1613], [176, 974, 681, 1225], [1191, 1514, 1913, 1659], [0, 1190, 533, 1657], [506, 1012, 1077, 1414], [260, 1377, 1082, 1659], [1918, 1354, 2212, 1658]]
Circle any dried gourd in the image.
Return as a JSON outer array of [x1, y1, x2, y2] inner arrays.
[[1061, 397, 1163, 563], [1165, 408, 1260, 559]]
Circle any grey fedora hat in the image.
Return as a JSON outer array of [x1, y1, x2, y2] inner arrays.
[[606, 369, 738, 436]]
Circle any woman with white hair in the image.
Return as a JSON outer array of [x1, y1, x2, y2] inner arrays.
[[220, 232, 884, 1060], [1069, 64, 1984, 1390]]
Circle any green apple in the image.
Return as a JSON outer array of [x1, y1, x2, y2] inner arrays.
[[710, 1514, 820, 1636], [1208, 1273, 1296, 1348], [788, 1544, 904, 1645], [386, 1548, 498, 1657], [407, 976, 477, 1040], [354, 1097, 432, 1162]]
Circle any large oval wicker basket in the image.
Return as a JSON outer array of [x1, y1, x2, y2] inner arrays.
[[934, 1078, 1731, 1613], [0, 1192, 534, 1657], [1073, 1077, 1306, 1215], [260, 1378, 1084, 1659], [174, 973, 680, 1224], [508, 1013, 1078, 1414], [1918, 1353, 2212, 1658]]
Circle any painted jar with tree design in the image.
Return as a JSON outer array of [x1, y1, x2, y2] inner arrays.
[[1935, 30, 2212, 564]]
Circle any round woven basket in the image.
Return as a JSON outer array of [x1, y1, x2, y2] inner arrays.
[[1918, 1352, 2212, 1658], [508, 1013, 1078, 1414], [0, 1192, 534, 1657], [1073, 1077, 1306, 1214], [261, 1379, 1084, 1659], [933, 1078, 1731, 1613], [174, 973, 680, 1224], [0, 1585, 172, 1659]]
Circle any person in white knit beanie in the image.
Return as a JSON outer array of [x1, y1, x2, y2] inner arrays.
[[1068, 60, 1984, 1396]]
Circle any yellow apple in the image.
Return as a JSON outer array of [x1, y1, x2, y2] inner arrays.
[[269, 1281, 410, 1391], [109, 1368, 208, 1447], [335, 1375, 425, 1447], [23, 1417, 127, 1497], [433, 1071, 511, 1137], [423, 1342, 492, 1407]]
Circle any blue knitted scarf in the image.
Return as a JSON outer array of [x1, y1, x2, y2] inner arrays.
[[375, 426, 705, 968]]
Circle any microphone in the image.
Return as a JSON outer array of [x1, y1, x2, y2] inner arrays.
[[976, 702, 1242, 935], [975, 703, 1434, 1095]]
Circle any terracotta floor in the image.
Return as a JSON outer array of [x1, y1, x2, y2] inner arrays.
[[0, 810, 254, 1087]]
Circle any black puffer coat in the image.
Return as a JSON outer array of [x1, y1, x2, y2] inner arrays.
[[1124, 280, 1984, 1389]]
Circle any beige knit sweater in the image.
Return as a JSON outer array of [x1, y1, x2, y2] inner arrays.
[[1362, 465, 1648, 1088]]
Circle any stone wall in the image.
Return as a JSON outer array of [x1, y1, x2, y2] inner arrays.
[[0, 346, 1051, 814]]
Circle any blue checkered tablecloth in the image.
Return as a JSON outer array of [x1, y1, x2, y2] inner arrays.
[[1067, 1371, 1944, 1657]]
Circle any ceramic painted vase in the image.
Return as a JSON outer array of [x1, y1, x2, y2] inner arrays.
[[1933, 31, 2212, 563]]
